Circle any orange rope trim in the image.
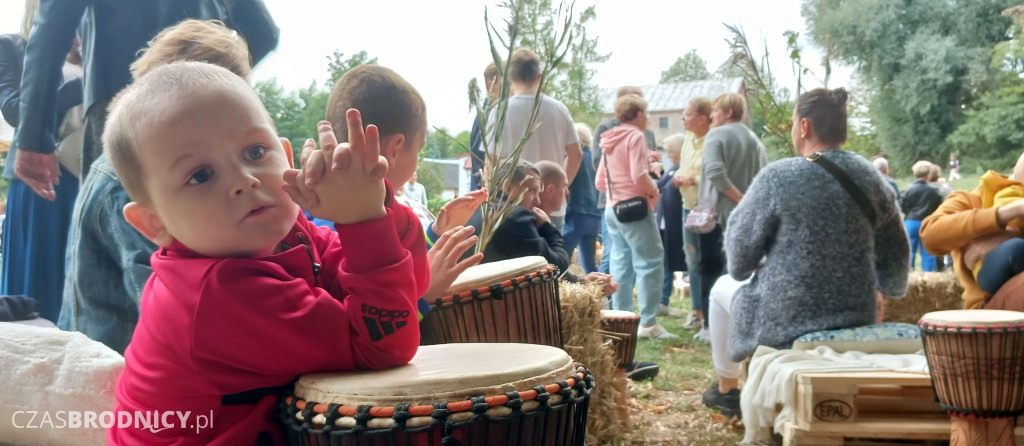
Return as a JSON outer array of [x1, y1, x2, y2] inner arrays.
[[432, 266, 558, 305], [287, 364, 588, 419], [919, 322, 1024, 332]]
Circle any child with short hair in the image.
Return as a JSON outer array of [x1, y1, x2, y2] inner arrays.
[[106, 61, 428, 445], [305, 64, 485, 302]]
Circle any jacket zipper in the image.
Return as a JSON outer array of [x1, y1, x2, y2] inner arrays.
[[295, 233, 321, 287]]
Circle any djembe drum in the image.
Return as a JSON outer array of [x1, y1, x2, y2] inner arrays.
[[281, 343, 593, 446], [420, 256, 563, 348], [600, 310, 640, 369], [919, 309, 1024, 446], [600, 309, 639, 429]]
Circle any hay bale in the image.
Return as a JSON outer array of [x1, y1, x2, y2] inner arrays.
[[559, 280, 627, 445], [884, 271, 964, 324]]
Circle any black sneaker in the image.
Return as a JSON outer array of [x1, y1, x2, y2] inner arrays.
[[624, 361, 659, 381], [702, 386, 741, 418]]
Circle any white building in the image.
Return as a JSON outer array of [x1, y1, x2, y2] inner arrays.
[[420, 156, 472, 200]]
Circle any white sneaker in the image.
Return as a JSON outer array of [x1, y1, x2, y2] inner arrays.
[[682, 313, 703, 330], [693, 327, 711, 343], [638, 323, 680, 340], [658, 304, 684, 317]]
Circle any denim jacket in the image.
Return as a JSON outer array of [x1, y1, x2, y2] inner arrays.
[[566, 146, 601, 217], [58, 154, 156, 354]]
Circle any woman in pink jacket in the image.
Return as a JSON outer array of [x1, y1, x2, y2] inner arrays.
[[596, 94, 678, 340]]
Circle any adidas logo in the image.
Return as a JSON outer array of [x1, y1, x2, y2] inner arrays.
[[361, 304, 410, 341]]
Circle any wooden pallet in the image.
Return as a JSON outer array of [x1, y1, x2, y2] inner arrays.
[[782, 370, 1024, 445]]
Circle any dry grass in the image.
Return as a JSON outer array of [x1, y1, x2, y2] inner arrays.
[[884, 270, 963, 324]]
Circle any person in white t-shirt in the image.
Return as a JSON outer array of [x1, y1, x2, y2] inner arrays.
[[497, 48, 583, 231]]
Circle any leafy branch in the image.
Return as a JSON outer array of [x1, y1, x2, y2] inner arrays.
[[465, 0, 577, 255], [724, 23, 796, 157]]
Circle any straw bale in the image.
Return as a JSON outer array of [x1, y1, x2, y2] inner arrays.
[[559, 280, 627, 445], [884, 271, 964, 324]]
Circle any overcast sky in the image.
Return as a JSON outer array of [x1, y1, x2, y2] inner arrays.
[[0, 0, 852, 135]]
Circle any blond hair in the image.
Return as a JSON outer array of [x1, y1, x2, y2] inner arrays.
[[616, 86, 643, 98], [911, 161, 933, 179], [575, 123, 593, 148], [20, 0, 38, 39], [615, 94, 647, 123], [663, 133, 686, 157], [105, 62, 262, 204], [712, 93, 747, 122], [131, 19, 252, 80], [928, 163, 942, 182], [690, 97, 712, 117]]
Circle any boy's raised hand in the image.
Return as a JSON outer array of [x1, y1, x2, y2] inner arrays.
[[423, 226, 484, 302], [284, 109, 389, 224], [431, 189, 487, 235]]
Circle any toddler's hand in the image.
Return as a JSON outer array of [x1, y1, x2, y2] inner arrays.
[[285, 110, 389, 225]]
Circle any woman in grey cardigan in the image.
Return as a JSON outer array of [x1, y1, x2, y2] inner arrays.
[[701, 88, 910, 417]]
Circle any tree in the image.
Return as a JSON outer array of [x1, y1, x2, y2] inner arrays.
[[326, 50, 378, 87], [946, 5, 1024, 173], [660, 50, 711, 83], [514, 1, 609, 125], [255, 51, 376, 167], [803, 0, 1016, 167], [254, 78, 306, 166]]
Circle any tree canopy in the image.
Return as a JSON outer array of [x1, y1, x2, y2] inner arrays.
[[803, 0, 1017, 168], [515, 0, 609, 126], [660, 50, 711, 83]]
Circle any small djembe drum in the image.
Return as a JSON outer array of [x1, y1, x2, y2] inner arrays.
[[600, 310, 640, 369], [421, 256, 563, 348], [600, 309, 640, 429], [281, 343, 593, 446], [919, 309, 1024, 446]]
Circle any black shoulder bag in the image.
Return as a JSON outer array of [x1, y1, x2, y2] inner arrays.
[[603, 151, 649, 223], [806, 151, 877, 226]]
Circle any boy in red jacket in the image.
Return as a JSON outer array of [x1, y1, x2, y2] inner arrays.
[[105, 61, 428, 445]]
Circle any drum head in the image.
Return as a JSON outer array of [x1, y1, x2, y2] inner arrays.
[[920, 309, 1024, 326], [601, 310, 639, 319], [294, 343, 575, 406], [445, 256, 549, 295]]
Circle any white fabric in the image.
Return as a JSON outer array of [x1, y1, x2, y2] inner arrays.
[[740, 345, 928, 444], [0, 322, 124, 445], [710, 274, 747, 378], [497, 94, 579, 165]]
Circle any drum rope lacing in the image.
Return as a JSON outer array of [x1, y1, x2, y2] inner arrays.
[[281, 363, 594, 443], [920, 320, 1024, 419], [420, 265, 563, 348]]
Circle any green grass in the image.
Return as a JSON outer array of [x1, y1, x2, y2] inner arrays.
[[894, 172, 981, 192], [621, 285, 745, 445]]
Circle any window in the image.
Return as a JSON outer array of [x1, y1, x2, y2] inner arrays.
[[659, 117, 668, 128]]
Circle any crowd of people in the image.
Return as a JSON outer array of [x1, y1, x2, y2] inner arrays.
[[7, 1, 1024, 443]]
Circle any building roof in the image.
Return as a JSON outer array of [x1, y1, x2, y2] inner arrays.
[[600, 77, 745, 114]]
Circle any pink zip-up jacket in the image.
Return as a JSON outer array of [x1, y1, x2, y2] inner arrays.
[[108, 183, 429, 445], [595, 124, 657, 210]]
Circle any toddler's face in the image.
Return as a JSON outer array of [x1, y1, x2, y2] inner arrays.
[[135, 90, 298, 258]]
